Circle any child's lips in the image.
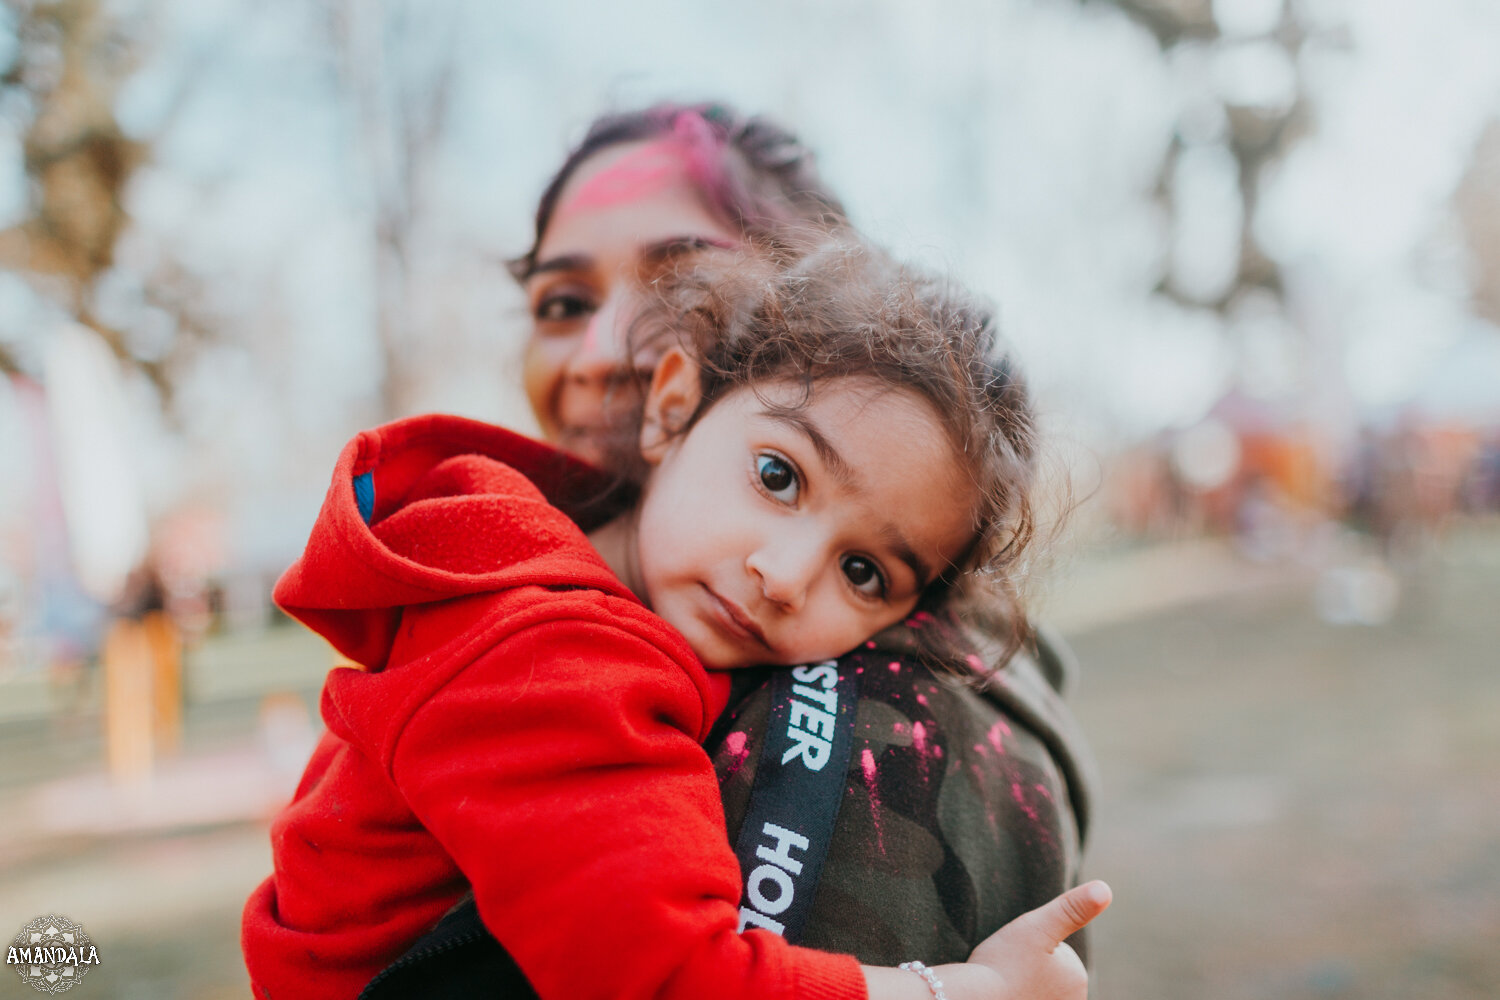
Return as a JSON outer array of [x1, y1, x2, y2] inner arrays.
[[701, 585, 771, 651]]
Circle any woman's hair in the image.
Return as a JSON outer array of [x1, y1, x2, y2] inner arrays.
[[509, 101, 849, 282], [616, 235, 1042, 678]]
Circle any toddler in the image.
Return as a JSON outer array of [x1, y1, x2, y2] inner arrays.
[[242, 237, 1105, 1000]]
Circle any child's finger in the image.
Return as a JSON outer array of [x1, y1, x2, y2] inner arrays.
[[1020, 880, 1112, 947]]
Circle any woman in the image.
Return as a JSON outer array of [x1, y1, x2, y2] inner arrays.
[[362, 102, 1098, 997]]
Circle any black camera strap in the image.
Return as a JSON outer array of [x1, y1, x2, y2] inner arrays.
[[731, 662, 859, 944]]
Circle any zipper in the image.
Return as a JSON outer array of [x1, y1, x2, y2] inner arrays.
[[356, 923, 488, 1000]]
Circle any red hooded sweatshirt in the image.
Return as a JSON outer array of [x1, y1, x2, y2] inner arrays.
[[241, 415, 864, 1000]]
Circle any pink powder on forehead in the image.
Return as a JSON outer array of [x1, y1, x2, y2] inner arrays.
[[552, 112, 727, 224], [552, 141, 690, 221]]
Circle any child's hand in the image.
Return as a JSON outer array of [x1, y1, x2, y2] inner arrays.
[[965, 880, 1111, 1000], [862, 881, 1110, 1000]]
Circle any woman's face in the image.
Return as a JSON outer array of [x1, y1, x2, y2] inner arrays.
[[522, 140, 740, 465]]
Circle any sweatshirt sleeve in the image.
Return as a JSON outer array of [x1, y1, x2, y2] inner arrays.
[[385, 600, 866, 1000]]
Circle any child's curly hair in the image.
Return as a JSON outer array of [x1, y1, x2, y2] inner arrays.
[[603, 234, 1040, 678]]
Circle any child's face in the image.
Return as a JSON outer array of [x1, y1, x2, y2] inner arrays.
[[633, 353, 980, 670]]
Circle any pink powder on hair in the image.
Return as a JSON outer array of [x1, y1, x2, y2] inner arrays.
[[915, 693, 929, 706], [670, 110, 725, 191], [888, 661, 901, 672], [865, 640, 876, 649], [965, 654, 985, 673], [986, 720, 1010, 754]]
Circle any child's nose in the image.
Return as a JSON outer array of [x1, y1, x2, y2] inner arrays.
[[747, 540, 821, 612]]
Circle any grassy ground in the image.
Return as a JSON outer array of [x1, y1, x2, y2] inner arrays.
[[1070, 522, 1500, 1000]]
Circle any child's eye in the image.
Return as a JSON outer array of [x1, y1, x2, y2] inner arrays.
[[840, 555, 886, 598], [756, 453, 800, 503]]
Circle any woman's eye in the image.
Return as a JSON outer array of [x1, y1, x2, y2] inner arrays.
[[756, 454, 799, 503], [841, 555, 886, 598], [533, 293, 593, 324]]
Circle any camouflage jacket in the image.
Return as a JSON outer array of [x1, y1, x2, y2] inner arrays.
[[709, 623, 1095, 967]]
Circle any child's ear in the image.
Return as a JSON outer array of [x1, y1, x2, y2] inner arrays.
[[640, 347, 701, 465]]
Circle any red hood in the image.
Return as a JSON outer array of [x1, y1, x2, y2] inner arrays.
[[274, 414, 636, 670]]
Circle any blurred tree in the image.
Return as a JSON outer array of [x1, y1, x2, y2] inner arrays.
[[1094, 0, 1216, 46], [1087, 0, 1318, 312], [1455, 120, 1500, 327], [326, 0, 455, 420], [0, 0, 207, 404]]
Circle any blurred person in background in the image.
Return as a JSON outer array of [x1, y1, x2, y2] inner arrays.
[[368, 102, 1099, 994]]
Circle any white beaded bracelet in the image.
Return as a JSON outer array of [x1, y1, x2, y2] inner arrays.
[[897, 960, 950, 1000]]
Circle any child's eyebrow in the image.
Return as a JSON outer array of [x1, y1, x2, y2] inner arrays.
[[882, 530, 935, 592], [764, 408, 934, 589], [764, 409, 855, 487]]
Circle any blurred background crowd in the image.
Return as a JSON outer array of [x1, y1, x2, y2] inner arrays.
[[0, 0, 1497, 998]]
